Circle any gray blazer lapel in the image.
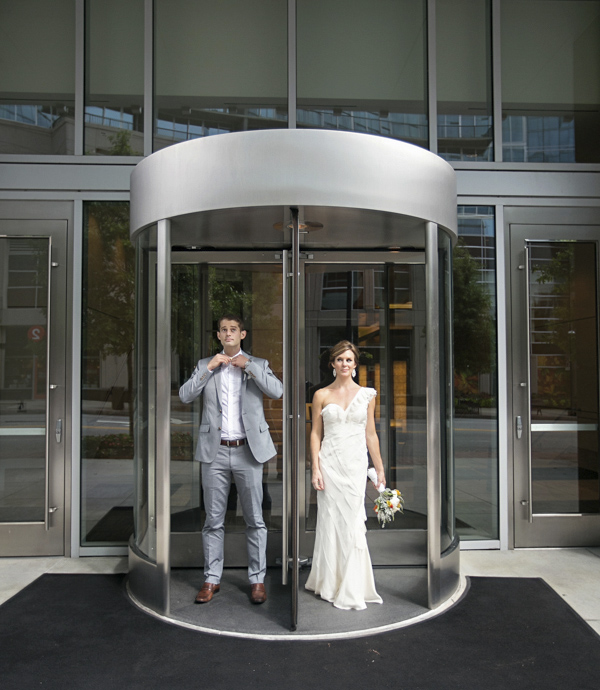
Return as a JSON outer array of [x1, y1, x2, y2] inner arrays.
[[240, 350, 250, 396], [213, 365, 222, 406]]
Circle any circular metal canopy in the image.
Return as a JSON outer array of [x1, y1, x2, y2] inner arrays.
[[130, 129, 457, 248]]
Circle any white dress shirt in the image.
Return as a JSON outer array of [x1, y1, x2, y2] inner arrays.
[[219, 350, 245, 440]]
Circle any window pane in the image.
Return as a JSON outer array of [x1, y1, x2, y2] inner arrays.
[[454, 207, 498, 540], [84, 0, 144, 156], [502, 0, 600, 163], [437, 0, 493, 161], [0, 0, 75, 154], [81, 202, 135, 545], [0, 238, 49, 523], [528, 243, 599, 514], [154, 0, 288, 151], [297, 0, 428, 148]]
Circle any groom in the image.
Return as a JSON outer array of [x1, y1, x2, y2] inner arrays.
[[179, 314, 283, 604]]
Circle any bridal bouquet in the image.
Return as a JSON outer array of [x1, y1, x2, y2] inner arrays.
[[367, 468, 405, 528]]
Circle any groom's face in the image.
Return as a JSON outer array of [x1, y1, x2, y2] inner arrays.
[[216, 319, 246, 351]]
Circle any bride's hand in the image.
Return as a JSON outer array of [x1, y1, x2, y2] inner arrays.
[[377, 469, 386, 489], [312, 469, 324, 491]]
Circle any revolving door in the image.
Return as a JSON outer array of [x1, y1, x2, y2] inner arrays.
[[128, 130, 460, 635]]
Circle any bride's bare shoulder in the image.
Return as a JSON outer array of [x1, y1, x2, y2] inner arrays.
[[313, 386, 333, 406]]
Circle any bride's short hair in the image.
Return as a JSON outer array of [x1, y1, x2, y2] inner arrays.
[[329, 340, 360, 366]]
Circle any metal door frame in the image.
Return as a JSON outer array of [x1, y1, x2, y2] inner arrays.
[[508, 208, 600, 547], [0, 213, 69, 556]]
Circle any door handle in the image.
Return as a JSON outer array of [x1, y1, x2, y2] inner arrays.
[[516, 416, 523, 439], [55, 419, 62, 443]]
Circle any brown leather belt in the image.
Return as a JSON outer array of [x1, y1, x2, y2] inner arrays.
[[220, 438, 247, 447]]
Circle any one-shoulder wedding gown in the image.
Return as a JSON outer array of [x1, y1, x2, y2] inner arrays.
[[305, 387, 383, 610]]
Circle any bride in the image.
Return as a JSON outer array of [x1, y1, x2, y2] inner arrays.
[[305, 340, 386, 610]]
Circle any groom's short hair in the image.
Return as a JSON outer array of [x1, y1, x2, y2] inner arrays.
[[217, 314, 245, 331]]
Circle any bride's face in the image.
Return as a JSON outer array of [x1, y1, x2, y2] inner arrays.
[[332, 350, 356, 378]]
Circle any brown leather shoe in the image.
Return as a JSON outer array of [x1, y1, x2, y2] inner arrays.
[[195, 582, 220, 604], [250, 583, 267, 604]]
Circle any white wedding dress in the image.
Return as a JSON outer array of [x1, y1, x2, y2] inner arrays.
[[305, 387, 383, 610]]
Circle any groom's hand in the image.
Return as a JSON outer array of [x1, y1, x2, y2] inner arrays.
[[207, 353, 231, 371], [230, 354, 249, 369]]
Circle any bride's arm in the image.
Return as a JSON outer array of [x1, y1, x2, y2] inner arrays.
[[310, 390, 325, 491], [366, 397, 386, 488]]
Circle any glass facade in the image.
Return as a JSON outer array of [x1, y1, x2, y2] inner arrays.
[[454, 207, 498, 540], [502, 0, 600, 163], [297, 0, 428, 148], [437, 0, 493, 161], [0, 0, 75, 154], [81, 202, 135, 545], [153, 0, 288, 151], [1, 1, 598, 552], [1, 0, 597, 162], [84, 0, 144, 156]]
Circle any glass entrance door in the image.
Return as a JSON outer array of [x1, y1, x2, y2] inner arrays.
[[169, 250, 428, 576], [0, 222, 67, 555], [170, 253, 285, 567], [511, 224, 600, 547], [300, 253, 428, 566]]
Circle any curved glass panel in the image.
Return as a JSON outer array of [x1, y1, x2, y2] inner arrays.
[[297, 0, 428, 148], [438, 229, 455, 550], [134, 226, 157, 560], [154, 0, 288, 151]]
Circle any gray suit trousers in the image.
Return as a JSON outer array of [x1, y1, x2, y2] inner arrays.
[[201, 443, 267, 584]]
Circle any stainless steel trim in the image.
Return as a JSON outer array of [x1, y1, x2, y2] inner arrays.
[[44, 238, 53, 530], [55, 419, 63, 444], [130, 131, 458, 240], [304, 251, 426, 264], [531, 423, 598, 432], [532, 513, 589, 518], [290, 208, 300, 631], [155, 219, 171, 614], [0, 428, 46, 436], [281, 249, 289, 586], [171, 251, 283, 264], [524, 244, 533, 523], [425, 221, 441, 608], [71, 199, 84, 557], [491, 0, 502, 162], [516, 416, 522, 440]]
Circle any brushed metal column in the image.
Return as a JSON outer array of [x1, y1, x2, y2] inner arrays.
[[155, 219, 171, 614], [425, 221, 442, 609], [290, 208, 300, 631]]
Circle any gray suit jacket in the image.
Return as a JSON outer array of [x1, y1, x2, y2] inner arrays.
[[179, 351, 283, 464]]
